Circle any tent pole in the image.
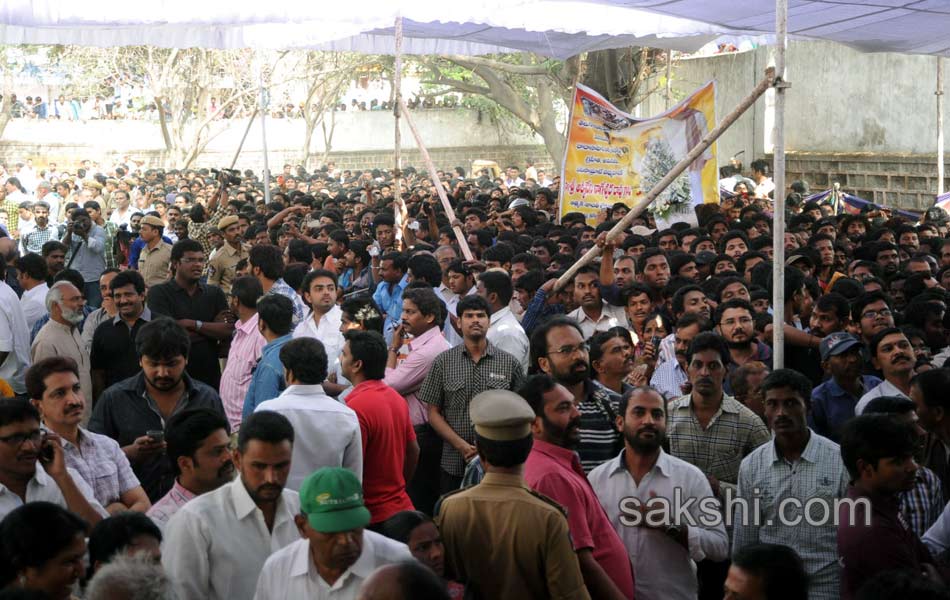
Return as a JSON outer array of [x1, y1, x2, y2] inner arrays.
[[554, 68, 777, 291], [771, 0, 789, 369], [665, 50, 673, 109], [398, 98, 475, 261], [258, 58, 271, 206], [230, 108, 258, 170], [393, 16, 406, 246], [938, 57, 945, 195]]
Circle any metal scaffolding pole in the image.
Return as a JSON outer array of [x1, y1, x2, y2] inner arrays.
[[939, 57, 945, 195], [771, 0, 789, 368]]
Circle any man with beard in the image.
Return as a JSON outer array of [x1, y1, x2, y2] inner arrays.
[[147, 408, 234, 531], [20, 200, 58, 255], [90, 318, 224, 502], [636, 248, 671, 308], [521, 374, 635, 600], [872, 241, 901, 277], [147, 239, 233, 390], [666, 332, 769, 599], [531, 316, 620, 472], [31, 282, 93, 420], [715, 299, 772, 395], [420, 295, 525, 493], [42, 240, 67, 285], [733, 370, 848, 600], [855, 328, 915, 414], [590, 328, 635, 401], [837, 415, 940, 600], [810, 333, 881, 443], [163, 410, 300, 600], [589, 386, 727, 600]]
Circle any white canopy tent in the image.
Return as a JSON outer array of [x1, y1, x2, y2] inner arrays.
[[3, 0, 945, 367]]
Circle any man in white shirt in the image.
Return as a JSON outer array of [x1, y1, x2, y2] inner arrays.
[[477, 270, 529, 372], [108, 190, 134, 228], [293, 269, 345, 374], [0, 398, 106, 523], [162, 411, 301, 600], [443, 260, 476, 348], [0, 263, 32, 396], [567, 267, 628, 340], [588, 386, 728, 600], [16, 253, 49, 330], [253, 467, 411, 600], [256, 337, 362, 490], [855, 327, 914, 414]]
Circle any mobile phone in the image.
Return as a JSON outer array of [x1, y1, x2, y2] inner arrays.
[[146, 430, 165, 444], [40, 435, 55, 464]]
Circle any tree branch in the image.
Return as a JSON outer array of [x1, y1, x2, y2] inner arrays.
[[443, 54, 551, 75]]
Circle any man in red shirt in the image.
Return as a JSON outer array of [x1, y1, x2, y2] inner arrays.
[[520, 373, 635, 600], [341, 330, 420, 528]]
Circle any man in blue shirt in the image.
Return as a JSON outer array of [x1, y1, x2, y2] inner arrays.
[[372, 252, 408, 345], [242, 293, 294, 420], [810, 332, 880, 442]]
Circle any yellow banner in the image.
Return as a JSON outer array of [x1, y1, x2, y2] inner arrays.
[[558, 81, 718, 227]]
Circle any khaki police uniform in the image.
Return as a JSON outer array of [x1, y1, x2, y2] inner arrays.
[[138, 215, 172, 287], [435, 389, 591, 600], [207, 215, 248, 293]]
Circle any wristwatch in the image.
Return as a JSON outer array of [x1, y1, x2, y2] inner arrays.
[[196, 320, 204, 331]]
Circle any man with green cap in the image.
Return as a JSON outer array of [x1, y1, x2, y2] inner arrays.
[[435, 389, 591, 599], [253, 467, 412, 600]]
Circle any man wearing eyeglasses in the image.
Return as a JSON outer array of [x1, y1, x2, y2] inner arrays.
[[146, 239, 234, 390], [0, 397, 106, 522], [714, 299, 772, 396]]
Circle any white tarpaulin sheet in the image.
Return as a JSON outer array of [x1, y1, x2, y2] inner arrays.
[[571, 0, 950, 56], [0, 0, 724, 58]]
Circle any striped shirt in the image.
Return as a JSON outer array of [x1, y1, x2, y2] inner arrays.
[[267, 278, 306, 327], [733, 430, 849, 600], [901, 466, 944, 538], [650, 358, 689, 400], [578, 379, 624, 473], [418, 342, 525, 476], [667, 394, 771, 496], [219, 314, 265, 430]]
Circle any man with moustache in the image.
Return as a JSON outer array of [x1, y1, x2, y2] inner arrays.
[[20, 200, 58, 255], [715, 299, 772, 395], [656, 284, 711, 366], [420, 295, 525, 493], [589, 387, 728, 600], [521, 374, 635, 600], [90, 270, 153, 399], [163, 411, 300, 600], [567, 267, 627, 340], [90, 318, 225, 502], [733, 369, 849, 600], [810, 333, 881, 443], [147, 408, 235, 531], [855, 328, 915, 414], [531, 316, 620, 472], [651, 313, 712, 400]]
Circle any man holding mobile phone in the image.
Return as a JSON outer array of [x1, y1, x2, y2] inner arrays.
[[0, 397, 106, 523]]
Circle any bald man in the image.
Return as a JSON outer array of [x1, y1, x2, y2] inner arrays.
[[357, 562, 450, 600]]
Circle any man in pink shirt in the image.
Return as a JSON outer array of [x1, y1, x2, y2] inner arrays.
[[147, 408, 235, 531], [342, 330, 419, 528], [218, 276, 265, 429], [521, 373, 636, 600], [383, 287, 449, 515]]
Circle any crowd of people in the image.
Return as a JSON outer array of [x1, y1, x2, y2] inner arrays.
[[0, 154, 949, 600]]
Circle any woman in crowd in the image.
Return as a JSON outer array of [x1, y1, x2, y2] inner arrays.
[[380, 510, 464, 599]]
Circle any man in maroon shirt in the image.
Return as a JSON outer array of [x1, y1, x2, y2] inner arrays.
[[341, 330, 419, 528], [837, 414, 943, 600], [520, 373, 635, 600]]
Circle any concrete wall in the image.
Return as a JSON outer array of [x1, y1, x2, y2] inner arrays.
[[0, 108, 550, 173]]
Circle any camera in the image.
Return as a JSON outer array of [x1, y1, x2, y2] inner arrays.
[[211, 168, 242, 186]]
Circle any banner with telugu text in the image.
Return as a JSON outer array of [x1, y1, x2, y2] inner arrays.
[[558, 81, 718, 226]]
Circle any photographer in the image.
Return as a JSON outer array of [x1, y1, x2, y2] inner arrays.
[[61, 208, 107, 308]]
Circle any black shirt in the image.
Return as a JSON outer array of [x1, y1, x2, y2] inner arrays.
[[89, 371, 225, 502], [146, 279, 229, 390], [90, 309, 154, 390]]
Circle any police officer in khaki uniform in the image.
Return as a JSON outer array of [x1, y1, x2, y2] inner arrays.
[[137, 215, 173, 287], [436, 389, 591, 600], [207, 214, 248, 293]]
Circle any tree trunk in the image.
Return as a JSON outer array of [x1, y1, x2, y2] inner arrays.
[[0, 58, 13, 140]]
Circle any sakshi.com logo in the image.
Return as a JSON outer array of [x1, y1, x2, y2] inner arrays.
[[617, 488, 872, 528]]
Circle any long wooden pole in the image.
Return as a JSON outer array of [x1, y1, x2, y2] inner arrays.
[[771, 0, 789, 368], [553, 67, 776, 292], [398, 98, 475, 260], [229, 108, 258, 170]]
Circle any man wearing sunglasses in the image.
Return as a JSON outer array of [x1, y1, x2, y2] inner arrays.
[[0, 397, 105, 523]]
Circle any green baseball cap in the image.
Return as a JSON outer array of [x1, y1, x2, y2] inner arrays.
[[299, 467, 371, 533]]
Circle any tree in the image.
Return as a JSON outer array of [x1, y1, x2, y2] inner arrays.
[[417, 49, 667, 165], [54, 46, 269, 169]]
